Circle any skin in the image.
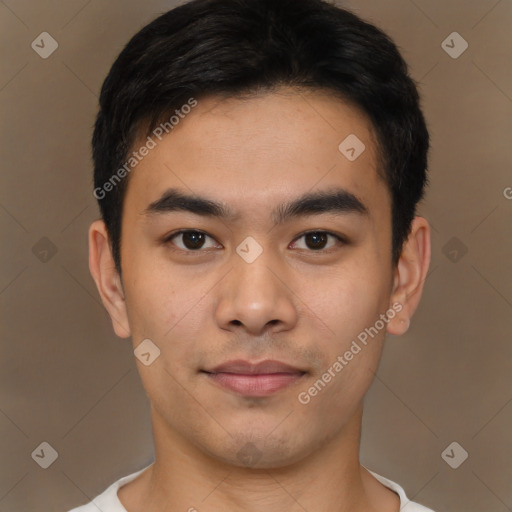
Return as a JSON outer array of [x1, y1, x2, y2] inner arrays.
[[89, 87, 431, 512]]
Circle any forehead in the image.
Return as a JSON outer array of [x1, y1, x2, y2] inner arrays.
[[124, 88, 389, 218]]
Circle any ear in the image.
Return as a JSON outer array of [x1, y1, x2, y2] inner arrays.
[[386, 216, 431, 336], [88, 220, 131, 338]]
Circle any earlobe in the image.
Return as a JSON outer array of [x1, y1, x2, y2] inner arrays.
[[88, 220, 131, 338], [386, 216, 431, 336]]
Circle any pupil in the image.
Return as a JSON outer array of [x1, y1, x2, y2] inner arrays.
[[306, 232, 327, 250], [180, 232, 328, 251], [184, 232, 204, 249]]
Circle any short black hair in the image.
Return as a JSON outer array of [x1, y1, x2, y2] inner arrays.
[[92, 0, 430, 276]]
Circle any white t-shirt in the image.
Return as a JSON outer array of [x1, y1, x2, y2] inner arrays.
[[67, 463, 435, 512]]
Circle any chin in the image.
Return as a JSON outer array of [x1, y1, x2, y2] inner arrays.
[[202, 430, 315, 470]]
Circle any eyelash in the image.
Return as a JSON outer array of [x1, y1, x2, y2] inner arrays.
[[163, 229, 348, 255]]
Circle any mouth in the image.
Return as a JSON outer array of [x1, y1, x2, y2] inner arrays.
[[201, 359, 307, 397]]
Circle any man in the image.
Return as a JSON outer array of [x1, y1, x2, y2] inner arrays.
[[70, 0, 434, 510]]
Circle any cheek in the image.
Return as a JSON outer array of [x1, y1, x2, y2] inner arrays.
[[305, 265, 389, 343], [123, 265, 213, 369], [124, 277, 173, 335], [122, 260, 186, 344], [297, 264, 390, 397], [124, 273, 207, 410]]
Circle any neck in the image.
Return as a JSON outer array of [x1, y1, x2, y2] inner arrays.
[[119, 403, 398, 512]]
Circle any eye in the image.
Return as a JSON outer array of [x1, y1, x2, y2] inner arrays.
[[290, 231, 345, 251], [163, 229, 346, 254], [165, 230, 221, 251]]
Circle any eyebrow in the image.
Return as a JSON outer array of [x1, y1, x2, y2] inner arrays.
[[143, 187, 369, 224]]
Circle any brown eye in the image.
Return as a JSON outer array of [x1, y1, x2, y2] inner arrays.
[[291, 231, 344, 251], [304, 232, 328, 250], [167, 230, 219, 251]]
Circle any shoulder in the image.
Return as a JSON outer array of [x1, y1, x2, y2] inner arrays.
[[67, 503, 102, 512], [365, 467, 437, 512], [66, 463, 152, 512]]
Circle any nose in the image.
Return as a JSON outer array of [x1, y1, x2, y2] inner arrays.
[[215, 246, 298, 336]]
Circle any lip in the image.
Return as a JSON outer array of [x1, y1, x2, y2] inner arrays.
[[208, 359, 305, 374], [202, 359, 306, 397]]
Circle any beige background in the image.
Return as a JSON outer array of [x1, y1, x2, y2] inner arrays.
[[1, 0, 511, 511]]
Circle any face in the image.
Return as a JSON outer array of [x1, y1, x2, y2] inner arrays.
[[97, 88, 405, 468]]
